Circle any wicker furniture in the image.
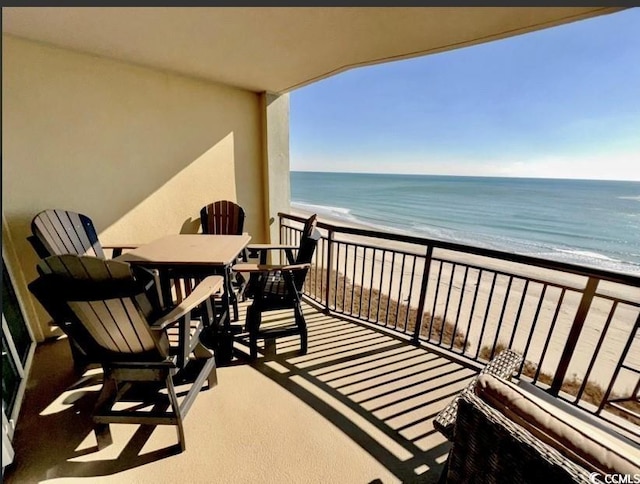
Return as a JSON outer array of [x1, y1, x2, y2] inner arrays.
[[434, 351, 640, 483], [433, 349, 523, 440]]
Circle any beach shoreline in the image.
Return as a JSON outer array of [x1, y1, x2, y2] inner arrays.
[[290, 173, 640, 277]]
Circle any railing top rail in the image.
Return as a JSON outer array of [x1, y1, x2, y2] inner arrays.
[[279, 212, 640, 287]]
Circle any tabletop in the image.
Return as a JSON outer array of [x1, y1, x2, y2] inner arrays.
[[116, 234, 251, 267]]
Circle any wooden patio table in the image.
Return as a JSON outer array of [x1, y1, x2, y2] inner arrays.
[[116, 234, 251, 361]]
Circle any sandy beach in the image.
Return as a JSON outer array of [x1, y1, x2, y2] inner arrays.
[[289, 208, 640, 395]]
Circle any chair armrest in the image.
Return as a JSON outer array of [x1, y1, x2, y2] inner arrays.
[[233, 262, 310, 273], [433, 349, 523, 440], [150, 275, 224, 330]]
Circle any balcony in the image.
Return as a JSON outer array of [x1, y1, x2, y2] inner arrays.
[[5, 213, 638, 483]]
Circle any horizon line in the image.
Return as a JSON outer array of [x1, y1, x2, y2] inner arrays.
[[290, 169, 640, 183]]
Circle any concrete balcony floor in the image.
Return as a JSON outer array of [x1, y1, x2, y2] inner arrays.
[[5, 300, 479, 484]]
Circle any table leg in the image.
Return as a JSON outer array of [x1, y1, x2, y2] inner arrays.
[[178, 310, 190, 368], [225, 265, 239, 322], [158, 269, 173, 310]]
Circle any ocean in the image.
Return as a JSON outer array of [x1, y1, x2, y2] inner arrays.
[[291, 172, 640, 276]]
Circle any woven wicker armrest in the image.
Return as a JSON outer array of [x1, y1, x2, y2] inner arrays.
[[433, 349, 523, 441], [447, 391, 591, 483]]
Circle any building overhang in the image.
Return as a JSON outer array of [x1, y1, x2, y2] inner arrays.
[[2, 7, 625, 94]]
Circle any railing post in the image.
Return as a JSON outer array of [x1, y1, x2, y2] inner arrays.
[[550, 277, 599, 395], [324, 228, 334, 314], [277, 215, 285, 264], [413, 245, 434, 344]]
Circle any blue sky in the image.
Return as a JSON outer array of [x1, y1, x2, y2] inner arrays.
[[290, 8, 640, 181]]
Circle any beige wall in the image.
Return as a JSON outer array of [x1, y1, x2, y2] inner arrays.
[[2, 35, 269, 339]]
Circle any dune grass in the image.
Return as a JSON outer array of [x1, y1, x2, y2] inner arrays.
[[305, 266, 467, 349]]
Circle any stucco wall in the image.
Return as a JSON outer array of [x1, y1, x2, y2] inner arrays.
[[2, 35, 268, 339]]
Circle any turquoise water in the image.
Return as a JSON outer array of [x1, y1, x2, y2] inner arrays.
[[291, 172, 640, 276]]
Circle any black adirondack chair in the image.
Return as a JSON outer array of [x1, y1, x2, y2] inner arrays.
[[200, 200, 248, 319], [200, 200, 245, 236], [28, 209, 160, 370], [233, 214, 320, 359], [28, 254, 221, 452]]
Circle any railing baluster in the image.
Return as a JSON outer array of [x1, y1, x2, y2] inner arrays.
[[343, 242, 349, 312], [412, 245, 433, 343], [508, 279, 529, 349], [520, 283, 547, 375], [451, 266, 469, 350], [314, 237, 322, 302], [350, 244, 358, 316], [577, 300, 618, 402], [550, 277, 599, 395], [334, 242, 341, 310], [490, 275, 514, 359], [428, 261, 444, 340], [394, 253, 406, 330], [367, 248, 376, 321], [536, 287, 567, 384], [475, 272, 497, 359], [462, 269, 482, 354], [385, 252, 396, 327], [376, 250, 387, 325], [439, 262, 456, 345], [404, 255, 418, 334], [324, 229, 334, 312], [358, 247, 366, 318]]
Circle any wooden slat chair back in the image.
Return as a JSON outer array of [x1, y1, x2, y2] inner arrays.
[[30, 209, 105, 259], [28, 254, 218, 452], [29, 209, 164, 369], [292, 214, 318, 289], [199, 200, 247, 320], [262, 214, 319, 298], [200, 200, 245, 235], [32, 255, 167, 361]]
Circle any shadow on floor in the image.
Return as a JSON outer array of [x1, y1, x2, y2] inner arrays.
[[5, 303, 474, 483], [234, 304, 477, 483], [4, 338, 186, 482]]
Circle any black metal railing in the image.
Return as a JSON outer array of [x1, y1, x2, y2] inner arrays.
[[278, 212, 640, 436]]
